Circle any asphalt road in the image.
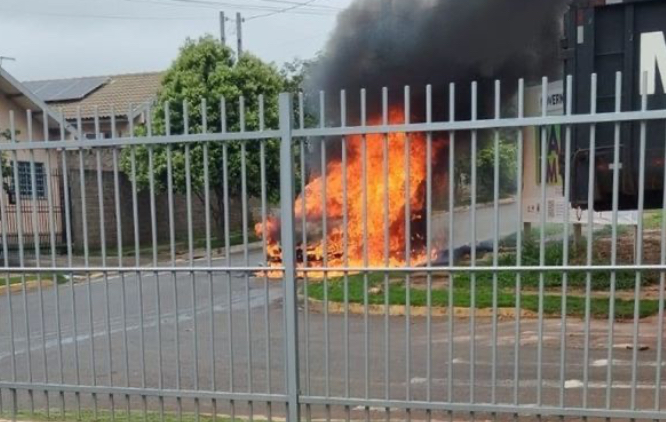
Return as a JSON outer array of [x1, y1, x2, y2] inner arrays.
[[0, 205, 664, 420]]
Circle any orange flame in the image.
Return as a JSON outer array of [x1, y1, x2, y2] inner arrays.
[[256, 108, 445, 278]]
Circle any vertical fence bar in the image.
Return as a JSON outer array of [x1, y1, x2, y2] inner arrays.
[[297, 92, 310, 412], [656, 99, 666, 415], [146, 105, 165, 422], [0, 111, 17, 416], [447, 82, 456, 409], [514, 79, 525, 408], [221, 97, 236, 418], [425, 85, 433, 415], [404, 86, 412, 419], [606, 72, 623, 410], [559, 75, 573, 409], [110, 108, 131, 419], [537, 77, 548, 408], [165, 102, 182, 421], [360, 88, 370, 421], [278, 92, 300, 422], [60, 109, 81, 418], [491, 80, 501, 408], [10, 110, 34, 415], [94, 106, 116, 421], [469, 81, 478, 408], [75, 106, 99, 418], [238, 97, 253, 417], [185, 100, 202, 421], [45, 108, 65, 416], [319, 90, 331, 415], [582, 74, 598, 409], [201, 98, 217, 421], [630, 72, 648, 410], [28, 112, 43, 411], [27, 110, 49, 414], [257, 95, 272, 411], [381, 87, 390, 415], [128, 104, 148, 420], [340, 89, 351, 419]]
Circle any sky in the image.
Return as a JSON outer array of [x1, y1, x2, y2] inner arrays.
[[0, 0, 353, 81]]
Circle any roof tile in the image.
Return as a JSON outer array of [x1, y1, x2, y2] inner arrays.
[[28, 72, 164, 119]]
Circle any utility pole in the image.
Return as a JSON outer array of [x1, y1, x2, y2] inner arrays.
[[236, 12, 243, 57], [219, 11, 226, 46]]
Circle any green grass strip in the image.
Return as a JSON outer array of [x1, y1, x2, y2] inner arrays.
[[2, 273, 68, 286], [9, 410, 261, 422], [307, 273, 659, 319]]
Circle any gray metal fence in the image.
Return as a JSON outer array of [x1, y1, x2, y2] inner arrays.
[[0, 74, 665, 421]]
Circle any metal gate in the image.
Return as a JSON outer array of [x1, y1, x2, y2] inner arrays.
[[0, 74, 665, 421]]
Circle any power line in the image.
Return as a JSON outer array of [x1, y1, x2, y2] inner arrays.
[[1, 0, 339, 21], [246, 0, 321, 20], [127, 0, 338, 15], [249, 0, 340, 11], [128, 0, 269, 10], [1, 7, 214, 21]]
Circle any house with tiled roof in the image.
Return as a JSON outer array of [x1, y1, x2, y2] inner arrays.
[[20, 72, 164, 250], [14, 69, 244, 253], [20, 70, 243, 252], [24, 71, 163, 140], [0, 67, 76, 252]]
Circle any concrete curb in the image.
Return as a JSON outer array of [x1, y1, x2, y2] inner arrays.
[[447, 197, 516, 213], [301, 295, 538, 319], [173, 241, 264, 264], [0, 278, 54, 295], [67, 242, 266, 281], [24, 242, 266, 273]]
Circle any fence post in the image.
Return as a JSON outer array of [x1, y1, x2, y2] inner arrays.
[[278, 92, 301, 421]]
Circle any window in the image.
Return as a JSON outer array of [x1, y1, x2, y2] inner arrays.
[[85, 132, 111, 140], [12, 161, 47, 199]]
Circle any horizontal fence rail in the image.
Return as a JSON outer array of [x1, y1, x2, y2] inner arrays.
[[0, 74, 664, 421]]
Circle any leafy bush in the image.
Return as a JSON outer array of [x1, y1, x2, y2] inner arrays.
[[455, 139, 518, 204]]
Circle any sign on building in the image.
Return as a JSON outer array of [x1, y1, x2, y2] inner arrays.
[[522, 81, 638, 226]]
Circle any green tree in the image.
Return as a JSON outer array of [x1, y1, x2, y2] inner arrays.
[[476, 140, 518, 201], [0, 129, 16, 196], [281, 57, 316, 95], [121, 36, 287, 237], [455, 139, 518, 203]]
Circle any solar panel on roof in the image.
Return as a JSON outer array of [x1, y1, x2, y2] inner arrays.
[[23, 76, 108, 102], [22, 80, 52, 96], [24, 80, 69, 101]]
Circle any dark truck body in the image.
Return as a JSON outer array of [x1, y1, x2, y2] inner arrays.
[[563, 0, 666, 210]]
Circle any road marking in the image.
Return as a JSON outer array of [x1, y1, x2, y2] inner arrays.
[[0, 285, 282, 362], [564, 379, 584, 389], [592, 358, 665, 367], [411, 377, 666, 390]]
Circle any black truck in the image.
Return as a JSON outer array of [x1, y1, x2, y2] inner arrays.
[[563, 0, 666, 211]]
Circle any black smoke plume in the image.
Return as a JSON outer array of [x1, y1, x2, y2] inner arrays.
[[306, 0, 570, 122]]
